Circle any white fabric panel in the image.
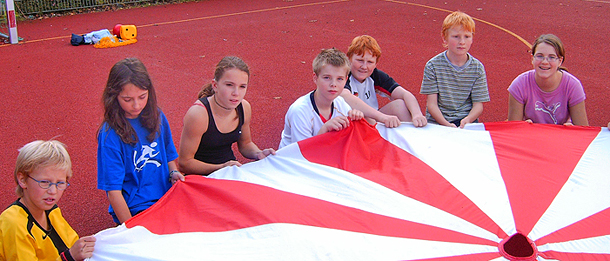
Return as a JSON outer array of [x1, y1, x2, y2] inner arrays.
[[377, 123, 516, 237], [537, 235, 610, 254], [487, 254, 559, 260], [529, 129, 610, 240], [89, 224, 499, 261], [212, 141, 500, 242]]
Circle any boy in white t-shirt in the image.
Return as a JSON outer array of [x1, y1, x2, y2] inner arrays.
[[279, 48, 364, 149], [341, 35, 427, 128]]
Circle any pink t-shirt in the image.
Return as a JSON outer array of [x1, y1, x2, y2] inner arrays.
[[508, 70, 585, 125]]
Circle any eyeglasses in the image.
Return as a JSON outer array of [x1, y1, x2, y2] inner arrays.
[[533, 54, 561, 63], [28, 176, 70, 190]]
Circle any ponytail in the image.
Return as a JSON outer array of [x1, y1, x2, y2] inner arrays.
[[197, 56, 250, 98], [198, 83, 214, 98]]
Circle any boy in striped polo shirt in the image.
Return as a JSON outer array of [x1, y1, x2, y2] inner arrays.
[[420, 11, 490, 128]]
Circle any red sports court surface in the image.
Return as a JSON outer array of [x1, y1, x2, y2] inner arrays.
[[1, 0, 609, 237]]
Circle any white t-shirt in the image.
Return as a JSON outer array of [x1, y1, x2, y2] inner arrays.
[[279, 91, 352, 149], [348, 75, 379, 110]]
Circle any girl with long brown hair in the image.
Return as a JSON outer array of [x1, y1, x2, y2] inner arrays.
[[97, 57, 183, 224]]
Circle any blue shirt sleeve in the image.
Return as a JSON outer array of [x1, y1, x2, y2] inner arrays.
[[97, 124, 128, 192], [159, 111, 178, 162]]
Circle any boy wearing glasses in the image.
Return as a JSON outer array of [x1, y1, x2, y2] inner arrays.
[[420, 11, 490, 128], [0, 140, 95, 261]]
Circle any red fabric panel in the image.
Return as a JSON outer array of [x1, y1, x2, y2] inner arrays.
[[299, 120, 506, 239], [536, 206, 610, 245], [484, 122, 600, 236], [126, 176, 494, 246]]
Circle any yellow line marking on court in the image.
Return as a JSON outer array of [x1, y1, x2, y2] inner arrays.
[[583, 0, 610, 4], [386, 0, 532, 49], [139, 0, 349, 28], [0, 0, 349, 48]]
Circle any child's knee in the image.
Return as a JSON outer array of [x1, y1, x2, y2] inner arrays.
[[381, 100, 411, 121]]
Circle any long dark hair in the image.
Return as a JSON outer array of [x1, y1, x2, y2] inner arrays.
[[99, 58, 160, 145], [198, 56, 250, 98]]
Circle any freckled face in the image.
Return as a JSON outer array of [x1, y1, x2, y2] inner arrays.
[[444, 25, 473, 57], [349, 51, 377, 83]]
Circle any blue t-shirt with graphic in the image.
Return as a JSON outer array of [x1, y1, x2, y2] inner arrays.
[[97, 110, 178, 221]]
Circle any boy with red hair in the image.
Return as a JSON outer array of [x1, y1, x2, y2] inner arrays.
[[420, 11, 490, 128], [341, 35, 427, 128]]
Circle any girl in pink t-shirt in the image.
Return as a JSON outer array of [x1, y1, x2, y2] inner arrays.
[[507, 34, 588, 126]]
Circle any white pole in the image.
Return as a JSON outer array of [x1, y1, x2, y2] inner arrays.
[[4, 0, 18, 44]]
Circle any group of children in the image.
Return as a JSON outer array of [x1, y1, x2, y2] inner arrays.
[[1, 10, 601, 260], [281, 10, 591, 145]]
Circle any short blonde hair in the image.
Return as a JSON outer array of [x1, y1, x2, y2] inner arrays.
[[346, 35, 382, 62], [312, 48, 350, 77], [14, 140, 72, 197], [441, 11, 475, 39]]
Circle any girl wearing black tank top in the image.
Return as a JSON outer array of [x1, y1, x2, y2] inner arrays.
[[178, 57, 276, 176]]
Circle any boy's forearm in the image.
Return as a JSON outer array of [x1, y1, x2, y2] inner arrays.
[[340, 90, 385, 121], [403, 93, 424, 118], [426, 95, 452, 126], [466, 102, 484, 121], [429, 107, 451, 126], [392, 87, 424, 117]]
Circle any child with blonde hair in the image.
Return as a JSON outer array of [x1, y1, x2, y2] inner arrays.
[[0, 140, 95, 260], [279, 48, 364, 148]]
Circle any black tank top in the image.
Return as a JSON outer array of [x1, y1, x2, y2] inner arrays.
[[194, 97, 244, 167]]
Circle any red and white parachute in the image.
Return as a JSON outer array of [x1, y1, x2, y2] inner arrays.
[[90, 121, 610, 260]]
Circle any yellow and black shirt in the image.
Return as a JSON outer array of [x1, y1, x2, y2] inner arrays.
[[0, 200, 79, 261]]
